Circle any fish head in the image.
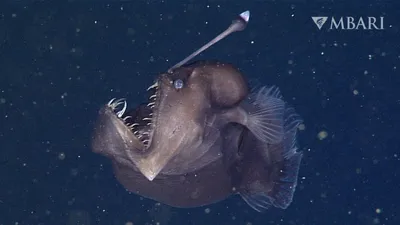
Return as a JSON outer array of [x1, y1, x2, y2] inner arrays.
[[92, 60, 248, 181]]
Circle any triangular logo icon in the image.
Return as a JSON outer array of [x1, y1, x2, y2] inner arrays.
[[312, 17, 328, 30]]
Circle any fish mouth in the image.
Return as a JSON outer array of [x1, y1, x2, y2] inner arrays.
[[106, 80, 161, 149]]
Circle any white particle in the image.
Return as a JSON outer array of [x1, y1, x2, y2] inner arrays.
[[58, 152, 66, 160], [61, 92, 68, 99]]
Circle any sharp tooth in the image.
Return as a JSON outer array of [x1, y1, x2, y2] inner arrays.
[[146, 82, 158, 91], [149, 95, 156, 99], [147, 102, 155, 107], [107, 98, 116, 106], [116, 100, 127, 117], [109, 98, 125, 110], [150, 105, 155, 109], [149, 113, 153, 116], [123, 116, 132, 121], [133, 131, 139, 135], [142, 118, 152, 121], [114, 98, 126, 107], [131, 123, 139, 127]]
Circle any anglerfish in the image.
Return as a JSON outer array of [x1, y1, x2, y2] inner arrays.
[[92, 10, 303, 212]]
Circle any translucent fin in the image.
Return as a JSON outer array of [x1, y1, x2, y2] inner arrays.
[[239, 93, 303, 212], [244, 86, 285, 144], [271, 152, 303, 209], [240, 152, 303, 212], [241, 191, 273, 212], [282, 106, 303, 158]]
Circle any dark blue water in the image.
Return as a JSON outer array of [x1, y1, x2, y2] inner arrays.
[[0, 1, 398, 225]]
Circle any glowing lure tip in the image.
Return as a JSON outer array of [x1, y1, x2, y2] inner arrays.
[[240, 10, 250, 23]]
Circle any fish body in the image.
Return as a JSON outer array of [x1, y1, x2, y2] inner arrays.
[[92, 61, 303, 212]]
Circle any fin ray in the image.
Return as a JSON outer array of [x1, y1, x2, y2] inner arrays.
[[241, 191, 273, 212], [238, 86, 303, 211], [240, 152, 302, 211], [244, 86, 285, 144]]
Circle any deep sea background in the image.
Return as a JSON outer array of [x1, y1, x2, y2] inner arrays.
[[0, 1, 399, 225]]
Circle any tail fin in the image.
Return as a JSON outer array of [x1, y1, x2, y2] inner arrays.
[[237, 89, 303, 212]]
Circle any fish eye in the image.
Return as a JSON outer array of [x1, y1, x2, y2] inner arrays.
[[173, 79, 184, 89]]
